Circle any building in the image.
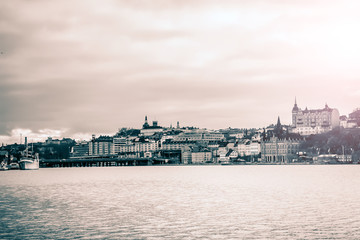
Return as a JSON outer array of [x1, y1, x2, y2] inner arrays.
[[340, 108, 360, 128], [113, 138, 159, 157], [71, 141, 89, 157], [349, 108, 360, 126], [173, 130, 224, 142], [140, 116, 164, 136], [161, 140, 197, 151], [291, 99, 340, 135], [191, 150, 212, 164], [261, 137, 302, 163], [250, 141, 261, 156], [181, 146, 212, 164], [45, 137, 60, 145], [89, 135, 113, 156], [340, 115, 358, 128], [113, 137, 133, 154]]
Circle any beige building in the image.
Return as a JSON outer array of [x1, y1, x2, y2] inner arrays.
[[181, 146, 212, 164], [191, 151, 212, 164], [291, 100, 340, 135], [261, 137, 302, 163]]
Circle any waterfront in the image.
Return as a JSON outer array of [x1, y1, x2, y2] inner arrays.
[[1, 165, 360, 239]]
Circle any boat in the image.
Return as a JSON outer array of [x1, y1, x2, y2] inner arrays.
[[9, 162, 20, 170], [0, 160, 9, 171], [19, 139, 39, 170], [19, 153, 39, 170]]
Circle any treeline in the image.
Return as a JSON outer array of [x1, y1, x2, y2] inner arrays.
[[2, 141, 76, 160], [300, 127, 360, 158], [34, 142, 76, 159]]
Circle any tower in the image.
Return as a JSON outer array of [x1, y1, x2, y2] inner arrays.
[[292, 97, 299, 127], [274, 116, 284, 138], [143, 115, 150, 129]]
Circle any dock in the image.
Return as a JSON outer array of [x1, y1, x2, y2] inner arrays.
[[40, 157, 168, 168]]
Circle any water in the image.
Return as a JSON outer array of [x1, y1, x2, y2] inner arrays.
[[1, 165, 360, 239]]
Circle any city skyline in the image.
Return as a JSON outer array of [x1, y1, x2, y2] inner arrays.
[[1, 0, 360, 144]]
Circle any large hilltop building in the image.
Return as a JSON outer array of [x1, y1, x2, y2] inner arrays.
[[291, 99, 340, 135], [140, 116, 164, 136]]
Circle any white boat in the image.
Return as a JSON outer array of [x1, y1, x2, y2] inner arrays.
[[19, 154, 39, 170], [19, 138, 39, 170]]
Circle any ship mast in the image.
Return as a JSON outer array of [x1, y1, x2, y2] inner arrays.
[[25, 137, 28, 157]]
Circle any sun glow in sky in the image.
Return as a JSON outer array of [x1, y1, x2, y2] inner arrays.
[[1, 0, 360, 144]]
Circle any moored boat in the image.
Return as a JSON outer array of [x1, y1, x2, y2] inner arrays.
[[9, 162, 20, 170], [19, 137, 39, 170], [19, 153, 39, 170], [0, 160, 9, 171]]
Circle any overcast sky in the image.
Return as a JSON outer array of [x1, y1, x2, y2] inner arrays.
[[1, 0, 360, 144]]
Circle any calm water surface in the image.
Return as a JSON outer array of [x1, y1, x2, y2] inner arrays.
[[1, 165, 360, 239]]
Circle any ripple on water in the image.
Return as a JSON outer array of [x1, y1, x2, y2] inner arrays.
[[1, 165, 360, 239]]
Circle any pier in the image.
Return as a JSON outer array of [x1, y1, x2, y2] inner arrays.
[[40, 157, 168, 168]]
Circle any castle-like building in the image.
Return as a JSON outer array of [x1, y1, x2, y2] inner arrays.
[[261, 117, 302, 163], [291, 99, 340, 135]]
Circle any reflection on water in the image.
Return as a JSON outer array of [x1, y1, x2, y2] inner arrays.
[[1, 165, 360, 239]]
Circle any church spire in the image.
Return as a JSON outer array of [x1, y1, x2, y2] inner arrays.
[[277, 116, 281, 127], [274, 116, 284, 138], [292, 97, 299, 112]]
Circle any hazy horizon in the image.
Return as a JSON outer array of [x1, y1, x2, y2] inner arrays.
[[1, 0, 360, 144]]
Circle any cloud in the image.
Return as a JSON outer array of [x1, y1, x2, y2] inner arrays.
[[0, 0, 360, 143]]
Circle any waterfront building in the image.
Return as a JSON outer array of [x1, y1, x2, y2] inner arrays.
[[237, 139, 250, 157], [113, 137, 133, 154], [191, 150, 212, 164], [181, 146, 212, 164], [291, 99, 340, 135], [261, 137, 302, 163], [89, 135, 113, 156], [250, 141, 261, 156], [71, 141, 89, 157], [114, 139, 159, 157], [217, 149, 239, 163], [181, 146, 192, 164], [237, 140, 261, 157]]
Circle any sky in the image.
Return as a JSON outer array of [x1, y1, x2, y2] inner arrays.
[[1, 0, 360, 144]]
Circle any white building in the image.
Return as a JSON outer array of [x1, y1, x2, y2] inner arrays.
[[291, 100, 340, 135], [173, 130, 224, 142], [250, 141, 261, 156], [115, 140, 158, 154]]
